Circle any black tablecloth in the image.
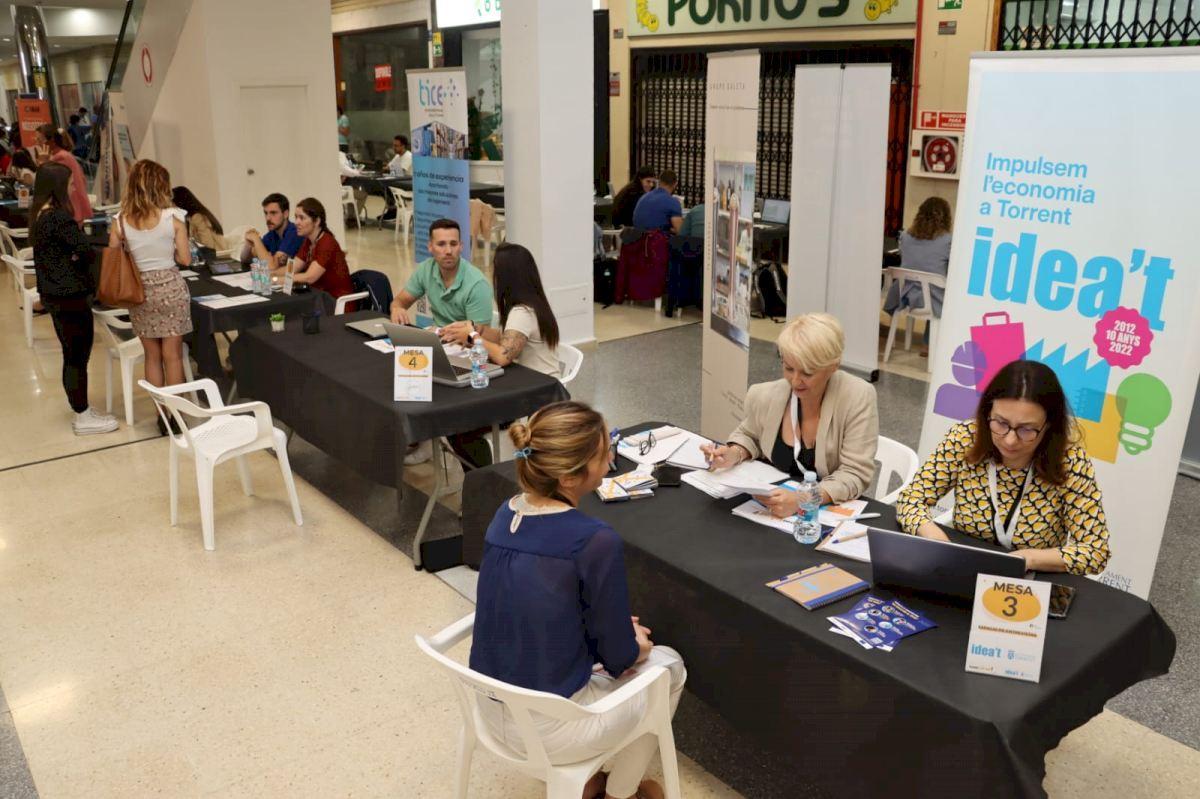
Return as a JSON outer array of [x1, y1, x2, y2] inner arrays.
[[229, 310, 570, 487], [460, 423, 1176, 798], [186, 265, 326, 382]]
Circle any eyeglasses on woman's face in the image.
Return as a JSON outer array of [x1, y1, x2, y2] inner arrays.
[[988, 417, 1044, 442]]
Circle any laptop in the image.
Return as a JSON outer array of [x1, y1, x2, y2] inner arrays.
[[346, 313, 437, 339], [383, 322, 504, 388], [867, 528, 1028, 602], [761, 198, 791, 225]]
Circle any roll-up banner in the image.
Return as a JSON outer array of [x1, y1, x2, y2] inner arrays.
[[700, 50, 759, 441], [786, 64, 889, 377], [406, 68, 472, 261], [920, 50, 1200, 598]]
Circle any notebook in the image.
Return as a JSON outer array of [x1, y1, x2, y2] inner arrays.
[[766, 563, 869, 610], [814, 521, 873, 563]]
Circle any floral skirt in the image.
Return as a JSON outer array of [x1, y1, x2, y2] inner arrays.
[[129, 268, 193, 338]]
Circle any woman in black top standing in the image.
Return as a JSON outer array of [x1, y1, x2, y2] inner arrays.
[[30, 162, 118, 435]]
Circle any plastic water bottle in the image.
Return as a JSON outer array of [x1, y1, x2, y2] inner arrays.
[[469, 338, 490, 389], [188, 239, 200, 268], [792, 471, 822, 544], [250, 258, 265, 295]]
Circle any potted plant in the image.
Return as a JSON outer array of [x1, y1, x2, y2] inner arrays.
[[269, 312, 285, 332]]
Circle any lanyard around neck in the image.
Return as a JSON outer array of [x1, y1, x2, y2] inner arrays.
[[987, 462, 1033, 550]]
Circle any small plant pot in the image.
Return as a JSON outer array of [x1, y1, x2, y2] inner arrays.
[[270, 319, 285, 333]]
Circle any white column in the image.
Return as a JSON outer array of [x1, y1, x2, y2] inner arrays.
[[501, 0, 595, 345]]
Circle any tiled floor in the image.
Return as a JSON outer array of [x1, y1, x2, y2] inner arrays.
[[2, 218, 1198, 797]]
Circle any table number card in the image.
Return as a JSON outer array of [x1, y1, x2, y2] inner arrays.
[[965, 574, 1051, 683], [394, 346, 433, 402], [281, 270, 294, 295]]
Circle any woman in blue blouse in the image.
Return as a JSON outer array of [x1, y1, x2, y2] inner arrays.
[[470, 401, 687, 799]]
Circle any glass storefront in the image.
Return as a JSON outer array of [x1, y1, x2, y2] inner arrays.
[[336, 23, 429, 165], [461, 28, 502, 161]]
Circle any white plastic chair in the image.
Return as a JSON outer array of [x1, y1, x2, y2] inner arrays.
[[334, 291, 370, 315], [557, 343, 583, 386], [388, 187, 414, 244], [3, 253, 39, 348], [415, 613, 682, 799], [139, 378, 303, 551], [93, 308, 196, 424], [216, 224, 252, 259], [341, 185, 360, 229], [874, 435, 920, 505], [880, 267, 945, 362]]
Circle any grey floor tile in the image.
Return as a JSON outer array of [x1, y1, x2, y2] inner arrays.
[[0, 686, 37, 799]]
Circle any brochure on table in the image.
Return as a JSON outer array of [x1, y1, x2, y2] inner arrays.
[[828, 595, 937, 652], [965, 574, 1050, 683]]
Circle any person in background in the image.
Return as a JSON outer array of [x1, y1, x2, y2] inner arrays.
[[30, 162, 117, 435], [113, 159, 192, 435], [611, 167, 656, 228], [680, 201, 705, 239], [336, 106, 350, 153], [338, 149, 368, 222], [883, 196, 952, 355], [471, 401, 687, 799], [90, 103, 102, 128], [390, 218, 493, 465], [0, 142, 12, 174], [441, 242, 561, 378], [171, 186, 225, 251], [702, 313, 879, 515], [387, 134, 412, 177], [77, 107, 91, 126], [67, 114, 90, 158], [632, 169, 683, 234], [10, 148, 37, 186], [897, 360, 1111, 575], [271, 197, 353, 299], [34, 124, 92, 223], [242, 192, 303, 267]]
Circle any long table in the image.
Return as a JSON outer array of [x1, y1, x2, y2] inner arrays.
[[344, 174, 501, 200], [460, 424, 1176, 798], [185, 263, 321, 387], [229, 310, 570, 567]]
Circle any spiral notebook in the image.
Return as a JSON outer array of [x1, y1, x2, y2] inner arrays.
[[766, 563, 869, 611]]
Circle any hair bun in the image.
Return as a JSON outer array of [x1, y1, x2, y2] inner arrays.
[[509, 423, 532, 450]]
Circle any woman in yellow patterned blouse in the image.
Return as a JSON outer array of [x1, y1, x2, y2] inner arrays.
[[897, 360, 1110, 575]]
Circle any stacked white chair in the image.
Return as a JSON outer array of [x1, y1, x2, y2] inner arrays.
[[2, 253, 39, 348], [139, 378, 303, 551], [388, 187, 414, 244], [874, 435, 920, 505], [415, 613, 682, 799]]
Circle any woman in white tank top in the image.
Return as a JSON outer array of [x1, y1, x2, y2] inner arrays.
[[111, 160, 193, 418]]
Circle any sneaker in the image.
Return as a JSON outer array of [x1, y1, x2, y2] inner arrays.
[[403, 440, 433, 466], [73, 408, 119, 436]]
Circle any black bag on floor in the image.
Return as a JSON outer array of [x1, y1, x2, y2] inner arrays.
[[753, 262, 788, 320], [594, 257, 617, 308]]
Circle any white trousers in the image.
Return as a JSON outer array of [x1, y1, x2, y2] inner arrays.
[[480, 646, 687, 798]]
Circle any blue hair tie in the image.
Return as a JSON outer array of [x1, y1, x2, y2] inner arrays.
[[514, 447, 533, 460]]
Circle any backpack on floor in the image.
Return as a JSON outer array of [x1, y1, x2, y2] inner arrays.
[[594, 257, 617, 308], [753, 263, 788, 321]]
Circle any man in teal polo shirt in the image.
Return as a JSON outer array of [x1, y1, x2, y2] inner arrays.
[[391, 218, 493, 330]]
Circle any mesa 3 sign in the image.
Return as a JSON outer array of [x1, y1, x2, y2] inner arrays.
[[629, 0, 916, 35]]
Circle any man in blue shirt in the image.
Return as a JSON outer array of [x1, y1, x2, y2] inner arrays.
[[242, 193, 304, 267], [632, 169, 683, 234]]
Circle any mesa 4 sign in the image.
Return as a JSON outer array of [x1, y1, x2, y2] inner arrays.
[[628, 0, 916, 35]]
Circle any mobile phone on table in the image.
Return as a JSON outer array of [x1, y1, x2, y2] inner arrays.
[[1048, 583, 1076, 619], [654, 464, 684, 487]]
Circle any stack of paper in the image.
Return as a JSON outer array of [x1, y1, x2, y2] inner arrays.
[[596, 468, 657, 502], [617, 426, 686, 466], [199, 294, 269, 309], [814, 521, 872, 563], [682, 459, 789, 499], [827, 596, 936, 652], [213, 273, 256, 292]]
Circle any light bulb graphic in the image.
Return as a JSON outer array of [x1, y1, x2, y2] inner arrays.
[[1115, 374, 1172, 455]]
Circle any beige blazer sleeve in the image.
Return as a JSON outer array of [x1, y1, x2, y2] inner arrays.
[[725, 373, 879, 503]]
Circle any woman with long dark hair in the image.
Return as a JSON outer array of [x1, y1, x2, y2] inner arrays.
[[171, 186, 226, 251], [9, 148, 36, 186], [897, 360, 1111, 575], [611, 166, 657, 228], [30, 162, 118, 434], [274, 197, 353, 298], [442, 242, 561, 377], [34, 124, 93, 222]]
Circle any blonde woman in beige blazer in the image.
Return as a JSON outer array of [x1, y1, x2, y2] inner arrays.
[[701, 313, 879, 516]]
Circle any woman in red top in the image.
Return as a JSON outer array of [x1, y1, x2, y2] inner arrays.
[[283, 197, 353, 299], [34, 124, 93, 223]]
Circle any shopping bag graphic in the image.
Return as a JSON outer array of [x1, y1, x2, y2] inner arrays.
[[971, 312, 1027, 392]]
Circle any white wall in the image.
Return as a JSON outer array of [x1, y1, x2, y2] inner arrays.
[[331, 0, 430, 34], [139, 0, 342, 239]]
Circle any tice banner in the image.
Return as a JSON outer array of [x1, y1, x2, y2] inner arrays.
[[406, 68, 472, 261]]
